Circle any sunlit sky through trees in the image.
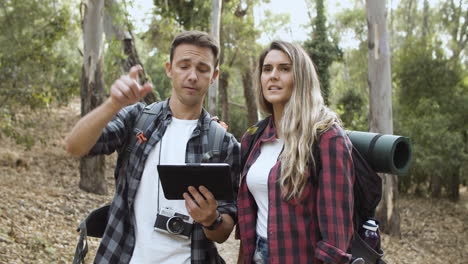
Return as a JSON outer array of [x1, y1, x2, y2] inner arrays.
[[128, 0, 445, 48]]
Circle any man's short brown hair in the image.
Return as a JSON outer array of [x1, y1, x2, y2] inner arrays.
[[170, 30, 220, 68]]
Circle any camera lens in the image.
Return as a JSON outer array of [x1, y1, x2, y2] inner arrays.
[[167, 216, 184, 234]]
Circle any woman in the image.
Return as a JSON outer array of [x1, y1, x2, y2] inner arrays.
[[237, 41, 354, 264]]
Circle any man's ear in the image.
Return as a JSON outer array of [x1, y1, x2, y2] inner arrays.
[[210, 68, 219, 84], [165, 61, 172, 78]]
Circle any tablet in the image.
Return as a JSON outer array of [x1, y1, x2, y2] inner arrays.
[[157, 163, 234, 200]]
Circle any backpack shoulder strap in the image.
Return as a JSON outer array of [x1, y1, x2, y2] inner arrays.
[[202, 119, 227, 162], [241, 116, 270, 168], [119, 101, 164, 163], [351, 144, 382, 225], [209, 120, 226, 152]]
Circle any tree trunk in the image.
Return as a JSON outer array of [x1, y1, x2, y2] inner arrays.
[[103, 0, 158, 104], [375, 173, 400, 236], [449, 170, 460, 202], [219, 71, 229, 124], [208, 0, 222, 115], [242, 57, 258, 126], [366, 0, 400, 236], [430, 174, 441, 198], [451, 130, 467, 202], [80, 0, 107, 195], [447, 0, 468, 64], [422, 0, 430, 38], [403, 0, 417, 39]]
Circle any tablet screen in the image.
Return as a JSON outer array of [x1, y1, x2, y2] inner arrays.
[[157, 163, 234, 200]]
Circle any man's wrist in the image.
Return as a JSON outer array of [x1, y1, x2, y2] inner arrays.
[[202, 211, 223, 230], [106, 98, 124, 114]]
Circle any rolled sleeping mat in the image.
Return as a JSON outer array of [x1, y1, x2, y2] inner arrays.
[[346, 130, 412, 176]]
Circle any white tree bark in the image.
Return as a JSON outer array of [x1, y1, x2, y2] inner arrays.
[[208, 0, 222, 115], [83, 0, 105, 88], [79, 0, 107, 194], [366, 0, 400, 235]]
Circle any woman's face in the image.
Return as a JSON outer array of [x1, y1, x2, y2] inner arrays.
[[261, 49, 294, 108]]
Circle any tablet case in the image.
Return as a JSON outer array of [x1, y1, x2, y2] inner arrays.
[[157, 163, 234, 200]]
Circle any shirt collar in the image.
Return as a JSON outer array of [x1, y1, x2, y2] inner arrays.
[[259, 115, 278, 142], [162, 97, 210, 131], [160, 98, 172, 121]]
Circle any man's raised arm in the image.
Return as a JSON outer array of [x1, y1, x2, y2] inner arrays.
[[65, 65, 152, 157]]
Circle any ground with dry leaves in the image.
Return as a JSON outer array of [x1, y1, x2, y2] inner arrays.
[[0, 100, 467, 264]]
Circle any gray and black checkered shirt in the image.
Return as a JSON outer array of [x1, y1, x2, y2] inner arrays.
[[88, 98, 240, 264]]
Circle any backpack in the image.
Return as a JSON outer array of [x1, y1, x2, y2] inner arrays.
[[73, 101, 227, 264], [241, 117, 385, 264]]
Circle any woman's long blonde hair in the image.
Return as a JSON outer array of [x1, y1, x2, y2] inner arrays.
[[256, 41, 339, 200]]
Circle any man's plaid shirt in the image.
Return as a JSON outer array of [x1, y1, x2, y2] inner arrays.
[[88, 99, 240, 264], [237, 117, 354, 263]]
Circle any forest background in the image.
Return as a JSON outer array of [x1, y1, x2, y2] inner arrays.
[[0, 0, 467, 263]]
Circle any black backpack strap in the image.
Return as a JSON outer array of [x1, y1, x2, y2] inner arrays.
[[121, 102, 164, 163], [202, 118, 227, 162], [241, 117, 270, 168], [347, 135, 384, 263], [367, 133, 383, 163], [72, 221, 88, 264]]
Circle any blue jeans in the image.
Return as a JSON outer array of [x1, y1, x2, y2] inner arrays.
[[252, 235, 269, 264]]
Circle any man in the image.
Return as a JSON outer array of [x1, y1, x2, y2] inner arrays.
[[66, 31, 240, 264]]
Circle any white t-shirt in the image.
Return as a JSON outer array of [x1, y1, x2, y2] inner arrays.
[[129, 117, 198, 264], [246, 138, 284, 238]]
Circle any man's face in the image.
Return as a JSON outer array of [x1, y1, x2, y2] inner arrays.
[[166, 43, 219, 107]]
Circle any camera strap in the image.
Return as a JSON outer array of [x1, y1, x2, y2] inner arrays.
[[157, 136, 163, 213]]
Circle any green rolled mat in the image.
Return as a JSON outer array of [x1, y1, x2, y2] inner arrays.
[[346, 130, 412, 176]]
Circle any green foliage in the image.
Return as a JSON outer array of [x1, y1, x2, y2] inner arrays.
[[141, 47, 172, 100], [329, 43, 368, 131], [335, 88, 368, 131], [220, 0, 263, 64], [303, 0, 343, 105], [223, 67, 249, 140], [394, 38, 468, 196], [104, 38, 127, 90], [0, 0, 81, 146], [332, 7, 367, 43], [256, 9, 291, 42], [327, 0, 467, 199], [219, 0, 265, 134], [229, 107, 249, 141], [328, 4, 368, 131], [152, 0, 211, 30], [437, 0, 467, 60]]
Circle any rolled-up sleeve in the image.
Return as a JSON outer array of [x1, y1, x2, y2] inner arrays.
[[315, 130, 354, 264], [88, 103, 144, 156]]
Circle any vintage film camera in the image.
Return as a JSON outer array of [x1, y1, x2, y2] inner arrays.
[[154, 207, 194, 238]]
